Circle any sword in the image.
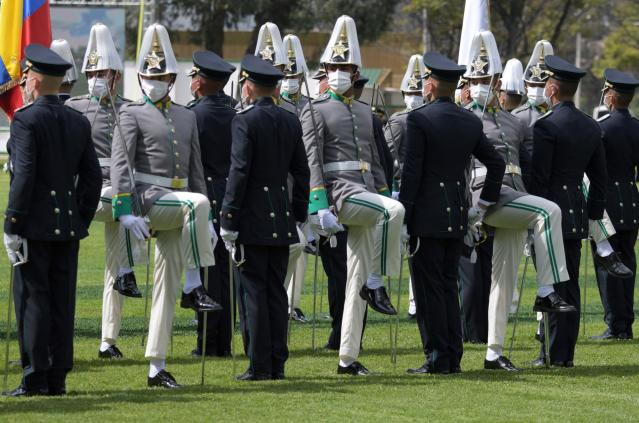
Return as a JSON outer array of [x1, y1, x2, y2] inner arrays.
[[583, 240, 590, 338], [141, 237, 151, 347], [311, 246, 320, 352], [3, 250, 27, 394], [229, 251, 236, 377], [200, 266, 209, 386], [287, 268, 297, 346], [508, 255, 530, 360]]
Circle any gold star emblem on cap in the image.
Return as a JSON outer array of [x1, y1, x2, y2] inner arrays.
[[145, 50, 164, 70], [331, 23, 349, 61], [472, 56, 487, 74], [531, 65, 543, 78], [259, 45, 275, 63], [407, 75, 420, 90], [87, 51, 101, 67]]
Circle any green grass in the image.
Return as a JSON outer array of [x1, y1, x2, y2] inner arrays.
[[1, 173, 639, 422]]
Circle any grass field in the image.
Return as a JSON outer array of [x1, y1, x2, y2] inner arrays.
[[1, 172, 639, 422]]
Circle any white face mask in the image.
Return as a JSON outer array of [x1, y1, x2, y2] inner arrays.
[[544, 86, 554, 108], [526, 86, 546, 106], [140, 78, 170, 102], [404, 94, 424, 110], [281, 78, 300, 95], [328, 70, 352, 95], [88, 77, 109, 99], [470, 83, 494, 106], [454, 89, 462, 105], [21, 77, 36, 105]]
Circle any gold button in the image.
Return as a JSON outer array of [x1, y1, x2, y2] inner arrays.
[[620, 203, 624, 206], [620, 219, 624, 223], [460, 226, 463, 230], [354, 125, 358, 130], [270, 212, 275, 218], [448, 227, 452, 232], [439, 182, 444, 187], [446, 207, 451, 212], [286, 211, 290, 216], [168, 118, 172, 123], [563, 185, 567, 190], [281, 186, 286, 191], [355, 137, 359, 141], [212, 200, 217, 205], [70, 231, 75, 236], [54, 208, 60, 213], [288, 232, 292, 237], [569, 209, 573, 214], [615, 181, 619, 186], [109, 133, 113, 137], [456, 181, 460, 186], [213, 219, 218, 223], [68, 191, 72, 196], [173, 140, 178, 145], [572, 228, 577, 232], [117, 200, 122, 205], [175, 164, 180, 169], [227, 213, 233, 218], [263, 186, 269, 191], [171, 128, 175, 133], [175, 152, 179, 157], [10, 217, 16, 223], [313, 195, 319, 200], [50, 190, 56, 196], [68, 210, 73, 215], [54, 229, 60, 235], [273, 233, 278, 238], [460, 207, 464, 211], [207, 177, 212, 181]]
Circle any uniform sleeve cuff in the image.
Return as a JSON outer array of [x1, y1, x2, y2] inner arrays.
[[220, 207, 240, 231], [112, 194, 133, 220], [308, 187, 330, 214], [378, 187, 391, 198]]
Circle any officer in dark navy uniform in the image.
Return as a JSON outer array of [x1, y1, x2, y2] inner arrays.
[[187, 50, 238, 357], [529, 55, 608, 366], [3, 44, 101, 396], [400, 52, 505, 375], [591, 69, 639, 340], [220, 55, 310, 381]]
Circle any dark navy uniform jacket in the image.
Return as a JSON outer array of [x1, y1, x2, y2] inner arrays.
[[400, 97, 505, 238], [189, 91, 237, 226], [4, 95, 101, 241], [529, 101, 608, 240], [598, 109, 639, 231], [220, 97, 310, 246]]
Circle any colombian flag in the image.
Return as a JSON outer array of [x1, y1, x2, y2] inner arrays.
[[0, 0, 52, 119]]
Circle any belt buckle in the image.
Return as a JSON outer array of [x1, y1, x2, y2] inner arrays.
[[171, 178, 183, 189], [359, 160, 369, 173]]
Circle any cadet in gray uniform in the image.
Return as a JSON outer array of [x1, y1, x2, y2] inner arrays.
[[110, 24, 220, 389], [464, 31, 574, 372], [66, 23, 145, 360], [301, 15, 404, 376]]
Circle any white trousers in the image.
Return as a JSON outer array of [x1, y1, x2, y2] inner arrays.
[[144, 191, 214, 360], [484, 194, 570, 353], [284, 226, 307, 311], [337, 192, 404, 361], [94, 186, 147, 345]]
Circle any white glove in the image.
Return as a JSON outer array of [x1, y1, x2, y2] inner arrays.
[[467, 206, 486, 226], [208, 221, 218, 250], [401, 224, 410, 244], [392, 191, 400, 200], [119, 214, 150, 241], [317, 208, 344, 235], [4, 233, 24, 264], [220, 227, 238, 253]]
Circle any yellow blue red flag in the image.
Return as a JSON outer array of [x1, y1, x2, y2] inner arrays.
[[0, 0, 52, 119]]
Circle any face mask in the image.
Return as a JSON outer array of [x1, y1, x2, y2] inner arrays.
[[328, 70, 352, 95], [88, 77, 109, 99], [543, 86, 554, 108], [470, 83, 494, 106], [281, 78, 300, 95], [404, 94, 423, 110], [22, 77, 36, 105], [454, 89, 462, 105], [140, 78, 170, 102], [526, 86, 546, 106]]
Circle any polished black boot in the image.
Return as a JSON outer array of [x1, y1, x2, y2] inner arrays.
[[533, 292, 576, 313], [359, 286, 397, 315], [113, 272, 142, 298], [180, 286, 223, 312], [595, 252, 633, 279]]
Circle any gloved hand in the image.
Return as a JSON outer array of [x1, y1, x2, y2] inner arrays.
[[317, 208, 344, 235], [208, 221, 218, 250], [119, 214, 150, 241], [467, 205, 486, 226], [401, 224, 410, 244], [392, 191, 400, 200], [4, 233, 25, 264], [220, 227, 238, 252]]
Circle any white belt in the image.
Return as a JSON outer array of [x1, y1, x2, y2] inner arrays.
[[98, 158, 111, 167], [323, 160, 371, 173], [136, 172, 188, 189], [505, 164, 521, 175]]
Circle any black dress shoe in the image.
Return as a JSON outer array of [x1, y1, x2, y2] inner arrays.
[[533, 292, 576, 313], [292, 308, 308, 323], [533, 358, 568, 368], [407, 312, 416, 320], [323, 342, 339, 351], [564, 361, 574, 368], [148, 369, 181, 389], [48, 386, 66, 396], [484, 356, 520, 371], [272, 372, 285, 380], [337, 361, 370, 376], [618, 332, 632, 340], [98, 344, 124, 359], [590, 330, 617, 340], [180, 286, 223, 312], [191, 348, 217, 357], [235, 368, 271, 381], [450, 366, 462, 374], [359, 286, 397, 315], [3, 385, 48, 397], [407, 363, 449, 375], [595, 252, 633, 279], [113, 272, 142, 298]]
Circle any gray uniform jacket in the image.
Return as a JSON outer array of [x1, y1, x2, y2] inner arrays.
[[279, 94, 309, 117], [512, 101, 547, 156], [300, 92, 389, 214], [66, 94, 128, 186], [110, 98, 206, 217], [384, 109, 408, 182], [467, 103, 528, 210]]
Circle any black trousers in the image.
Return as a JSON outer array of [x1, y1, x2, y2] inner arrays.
[[543, 239, 581, 362], [459, 237, 493, 343], [410, 237, 463, 372], [14, 240, 79, 391], [320, 231, 348, 349], [595, 230, 637, 336], [197, 237, 233, 355], [236, 244, 289, 375]]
